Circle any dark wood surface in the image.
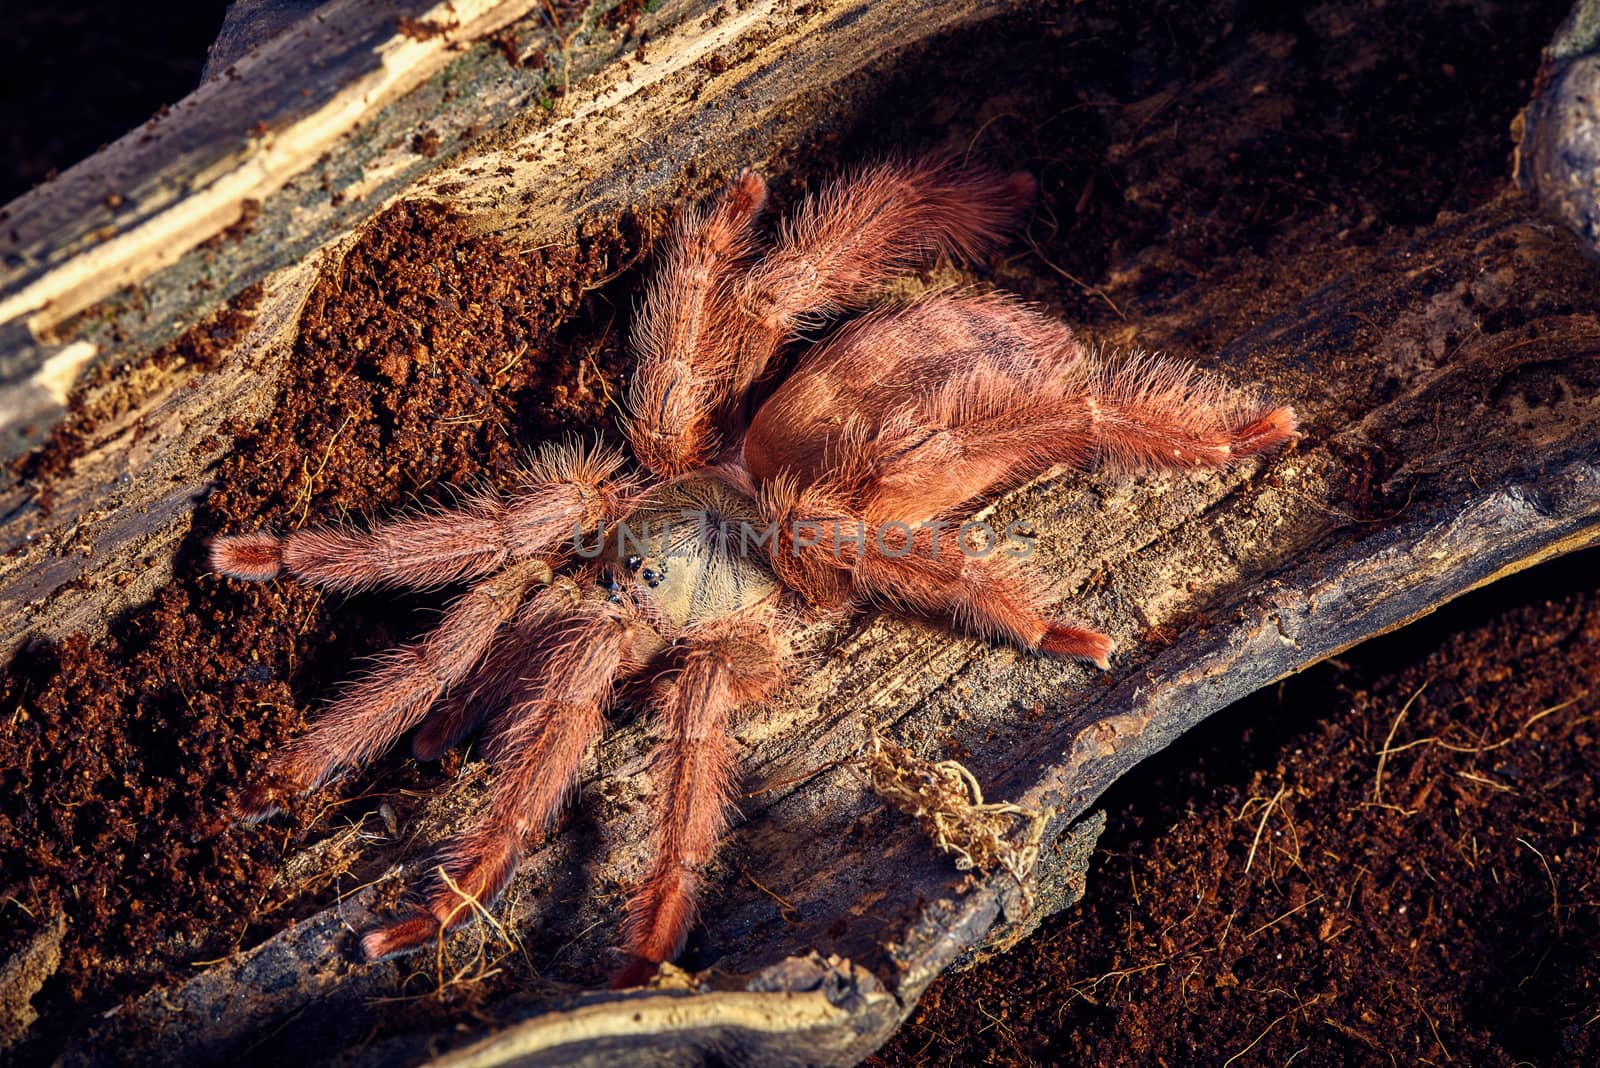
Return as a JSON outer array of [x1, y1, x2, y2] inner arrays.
[[60, 191, 1600, 1068], [4, 2, 1597, 1065]]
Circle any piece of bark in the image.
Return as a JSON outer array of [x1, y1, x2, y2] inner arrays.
[[0, 0, 1030, 662], [61, 190, 1600, 1066], [0, 0, 541, 453], [0, 915, 65, 1053], [1517, 0, 1600, 254], [202, 1, 331, 83], [10, 2, 1600, 1065]]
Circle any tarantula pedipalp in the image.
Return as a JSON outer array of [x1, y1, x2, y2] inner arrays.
[[210, 155, 1297, 986]]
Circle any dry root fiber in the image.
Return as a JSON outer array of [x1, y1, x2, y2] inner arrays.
[[858, 731, 1049, 897]]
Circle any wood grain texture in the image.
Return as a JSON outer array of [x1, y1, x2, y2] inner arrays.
[[60, 192, 1600, 1066], [8, 1, 1600, 1065], [0, 0, 1026, 661]]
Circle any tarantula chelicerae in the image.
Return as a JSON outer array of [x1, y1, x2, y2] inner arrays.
[[211, 155, 1296, 985]]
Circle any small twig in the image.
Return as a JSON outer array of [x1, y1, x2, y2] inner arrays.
[[291, 413, 352, 528], [1222, 1009, 1294, 1068], [742, 868, 802, 925], [1214, 907, 1239, 956], [1524, 697, 1580, 731], [1022, 235, 1127, 321], [1243, 785, 1287, 874], [1455, 770, 1513, 793], [1, 894, 37, 920], [1517, 837, 1562, 935], [963, 112, 1025, 161], [543, 917, 606, 969], [1372, 678, 1431, 804], [1421, 1002, 1453, 1062], [1245, 892, 1324, 940]]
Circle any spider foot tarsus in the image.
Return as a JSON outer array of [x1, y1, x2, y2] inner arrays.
[[610, 954, 663, 990], [359, 912, 441, 962], [1041, 623, 1115, 669], [210, 532, 284, 581], [235, 775, 295, 824], [356, 836, 525, 962], [1230, 405, 1300, 459]]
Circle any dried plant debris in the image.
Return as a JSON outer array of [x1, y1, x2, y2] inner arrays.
[[858, 731, 1049, 898]]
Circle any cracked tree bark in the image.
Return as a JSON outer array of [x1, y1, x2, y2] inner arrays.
[[4, 1, 1599, 1065]]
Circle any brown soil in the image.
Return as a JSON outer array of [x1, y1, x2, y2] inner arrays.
[[0, 1, 1590, 1065], [0, 201, 650, 1058], [875, 550, 1600, 1066]]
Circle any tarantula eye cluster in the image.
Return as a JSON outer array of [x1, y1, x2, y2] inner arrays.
[[209, 154, 1296, 986]]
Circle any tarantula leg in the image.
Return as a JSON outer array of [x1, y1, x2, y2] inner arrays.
[[1039, 623, 1118, 666], [855, 537, 1115, 669], [614, 623, 784, 988], [1087, 354, 1299, 472], [209, 497, 509, 592], [757, 471, 1114, 666], [409, 578, 585, 761], [359, 914, 440, 961], [745, 295, 1092, 500], [237, 560, 553, 821], [626, 170, 769, 477], [210, 439, 631, 592], [360, 596, 651, 961], [728, 155, 1036, 393], [408, 628, 534, 762], [359, 699, 606, 962], [1226, 407, 1301, 458], [750, 474, 857, 610], [748, 297, 1298, 535]]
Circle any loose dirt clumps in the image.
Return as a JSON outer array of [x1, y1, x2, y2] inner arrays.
[[0, 0, 1588, 1063], [876, 556, 1600, 1065], [0, 200, 652, 1060]]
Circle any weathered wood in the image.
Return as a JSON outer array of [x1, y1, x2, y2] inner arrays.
[[0, 0, 1027, 661], [59, 189, 1600, 1065], [10, 1, 1600, 1065], [202, 0, 330, 82], [1, 0, 539, 449], [1517, 0, 1600, 254]]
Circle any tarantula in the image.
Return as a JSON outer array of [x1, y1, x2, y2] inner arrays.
[[210, 155, 1296, 985]]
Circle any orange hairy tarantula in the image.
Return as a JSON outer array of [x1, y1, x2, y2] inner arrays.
[[210, 155, 1297, 985]]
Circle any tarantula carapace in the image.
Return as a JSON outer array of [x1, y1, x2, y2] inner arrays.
[[210, 155, 1297, 985]]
